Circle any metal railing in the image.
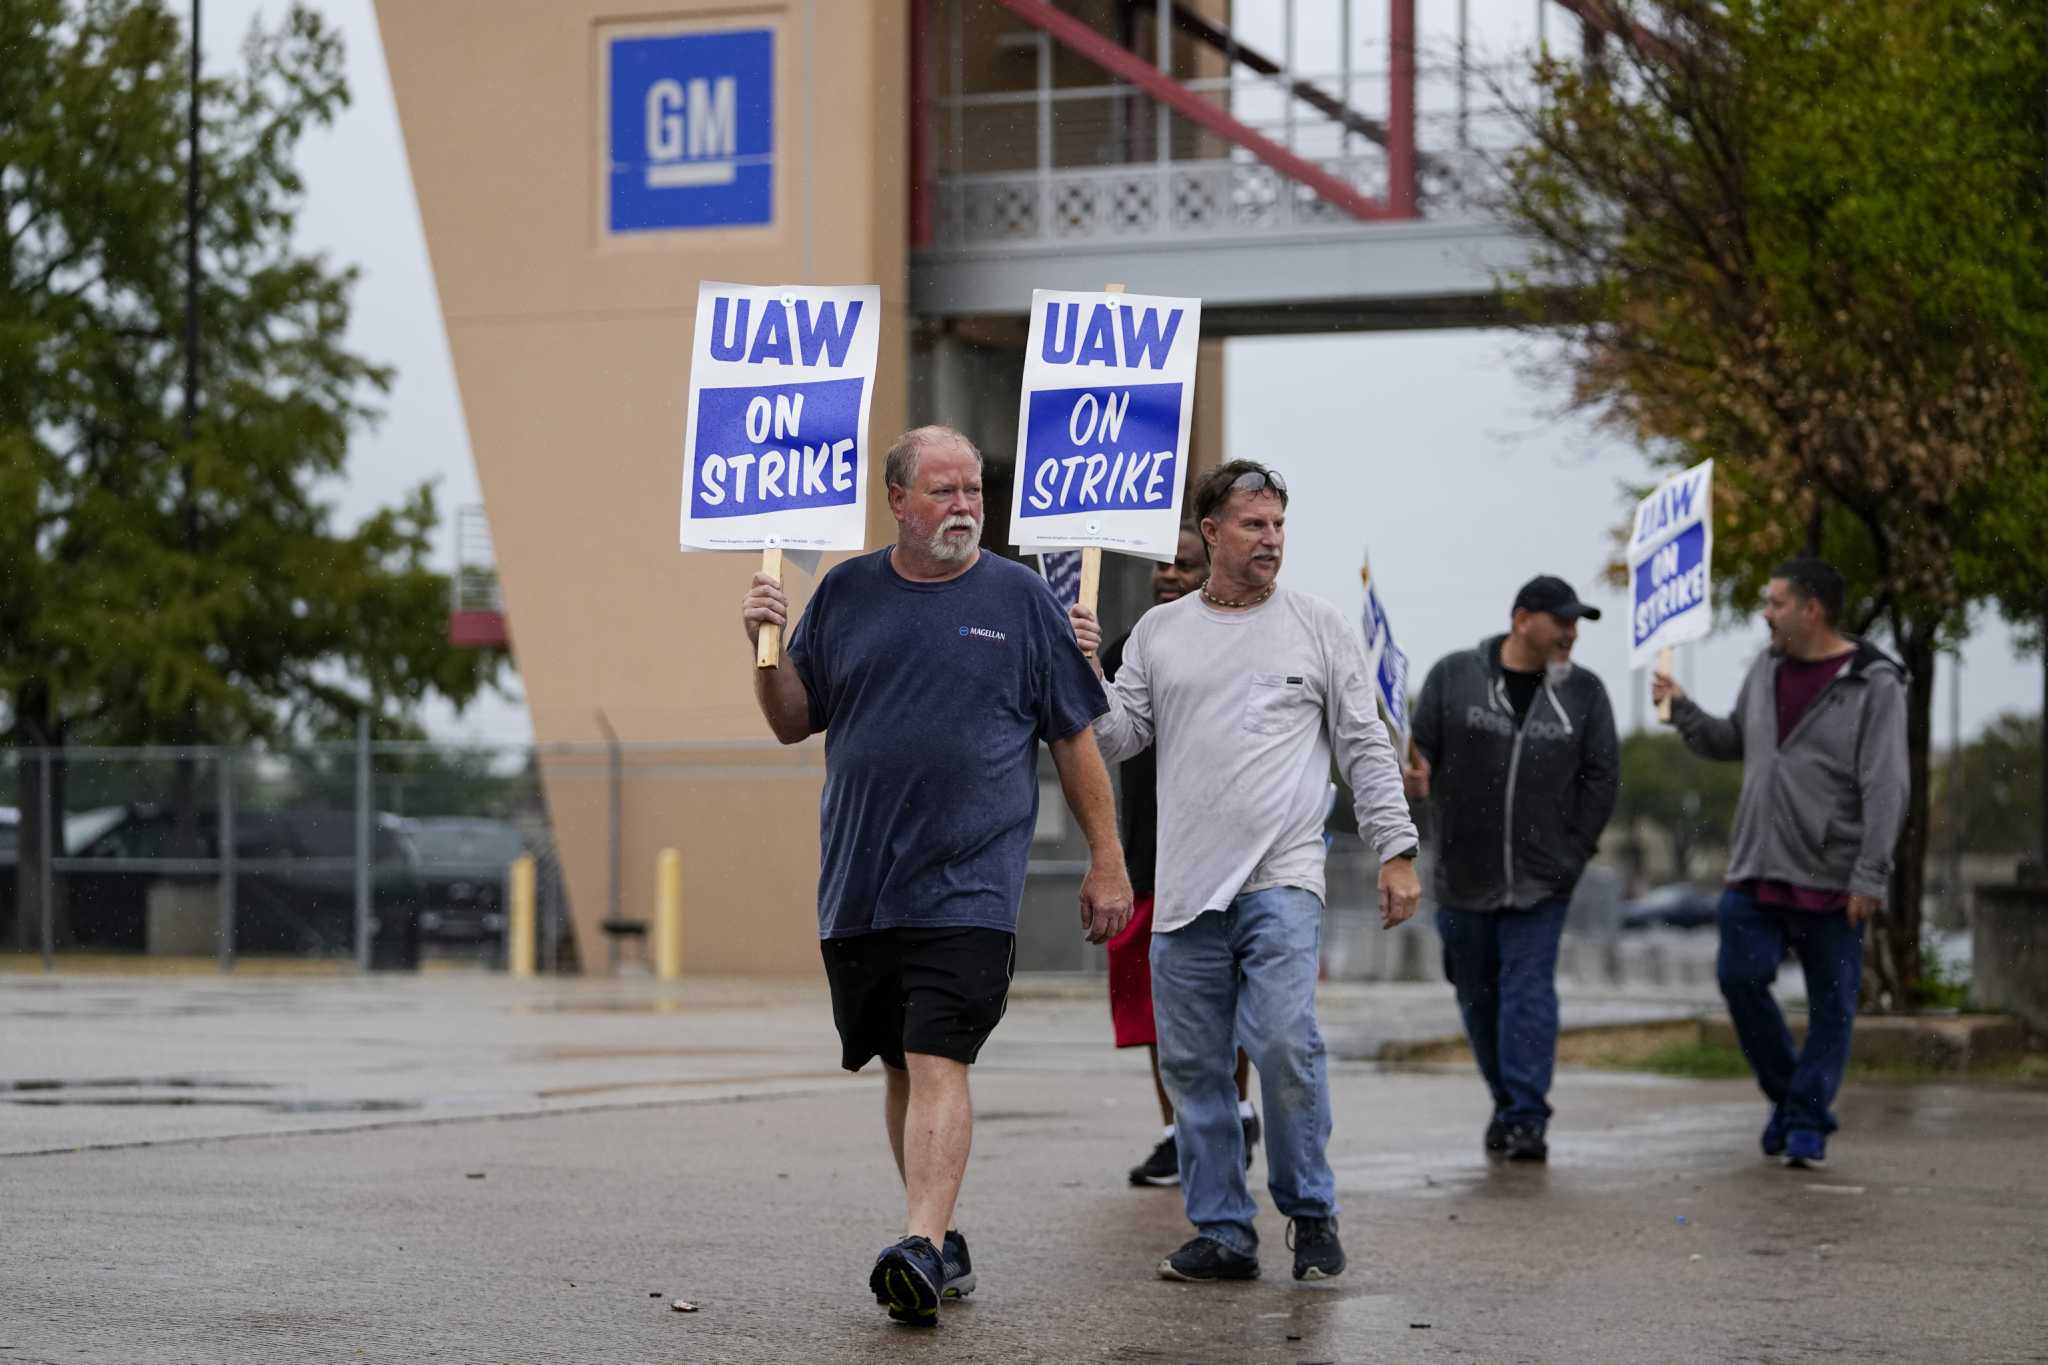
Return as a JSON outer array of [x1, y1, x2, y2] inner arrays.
[[919, 0, 1549, 253]]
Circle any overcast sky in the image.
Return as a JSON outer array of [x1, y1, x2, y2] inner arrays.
[[201, 0, 2042, 744]]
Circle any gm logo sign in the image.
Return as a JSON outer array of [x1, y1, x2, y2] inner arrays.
[[606, 28, 773, 234]]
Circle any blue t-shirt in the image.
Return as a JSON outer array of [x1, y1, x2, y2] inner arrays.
[[786, 548, 1108, 939]]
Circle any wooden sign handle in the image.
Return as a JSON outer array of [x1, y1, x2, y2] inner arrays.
[[1654, 646, 1675, 722], [755, 547, 784, 669], [1078, 547, 1103, 656], [1073, 280, 1125, 660]]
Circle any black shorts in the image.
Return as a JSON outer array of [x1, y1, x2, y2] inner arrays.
[[819, 927, 1017, 1072]]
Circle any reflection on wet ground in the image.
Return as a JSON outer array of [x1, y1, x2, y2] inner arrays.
[[3, 1096, 420, 1113], [1, 1076, 276, 1092], [0, 1076, 417, 1115]]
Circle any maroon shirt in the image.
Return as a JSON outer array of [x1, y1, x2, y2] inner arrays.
[[1748, 650, 1856, 913]]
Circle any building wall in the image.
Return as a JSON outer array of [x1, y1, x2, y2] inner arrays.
[[377, 0, 908, 973], [380, 1, 1230, 973]]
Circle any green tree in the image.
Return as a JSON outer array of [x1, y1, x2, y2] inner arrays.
[[1494, 0, 2048, 1004], [1930, 712, 2043, 860], [1615, 731, 1743, 885], [1, 1, 505, 947]]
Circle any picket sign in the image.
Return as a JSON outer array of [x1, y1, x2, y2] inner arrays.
[[1010, 280, 1203, 657], [1626, 459, 1715, 716], [673, 280, 882, 671]]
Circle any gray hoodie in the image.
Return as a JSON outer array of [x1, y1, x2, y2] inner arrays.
[[1670, 640, 1908, 902]]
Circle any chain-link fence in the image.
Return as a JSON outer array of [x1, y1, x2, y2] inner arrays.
[[3, 736, 1565, 981], [0, 734, 574, 973]]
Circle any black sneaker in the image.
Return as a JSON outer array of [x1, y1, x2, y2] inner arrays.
[[1157, 1235, 1260, 1282], [940, 1229, 975, 1300], [1484, 1115, 1508, 1157], [1503, 1122, 1548, 1163], [869, 1235, 944, 1328], [1129, 1135, 1180, 1187], [1241, 1108, 1262, 1171], [1288, 1216, 1346, 1281]]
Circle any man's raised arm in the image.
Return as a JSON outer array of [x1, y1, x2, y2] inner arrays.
[[1068, 604, 1155, 763], [742, 572, 815, 745]]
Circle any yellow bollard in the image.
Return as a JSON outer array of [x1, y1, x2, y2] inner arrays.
[[654, 847, 683, 980], [507, 854, 537, 978]]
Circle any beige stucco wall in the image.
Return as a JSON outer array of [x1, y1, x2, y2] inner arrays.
[[377, 0, 907, 973]]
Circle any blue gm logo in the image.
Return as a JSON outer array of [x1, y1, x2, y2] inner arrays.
[[607, 28, 774, 233]]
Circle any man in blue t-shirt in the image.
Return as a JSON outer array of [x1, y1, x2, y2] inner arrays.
[[741, 424, 1132, 1330]]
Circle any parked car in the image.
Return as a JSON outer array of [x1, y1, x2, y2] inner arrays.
[[407, 817, 528, 943], [0, 806, 154, 944], [58, 804, 420, 956], [1619, 882, 1721, 932]]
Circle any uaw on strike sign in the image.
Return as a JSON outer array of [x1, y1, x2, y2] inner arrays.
[[1009, 289, 1201, 561], [1627, 459, 1714, 669], [679, 282, 880, 552]]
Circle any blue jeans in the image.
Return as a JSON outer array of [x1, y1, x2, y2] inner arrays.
[[1151, 886, 1333, 1256], [1437, 897, 1570, 1128], [1715, 885, 1864, 1136]]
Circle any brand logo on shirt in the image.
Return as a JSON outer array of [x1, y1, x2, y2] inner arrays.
[[958, 625, 1007, 642], [1463, 706, 1570, 743]]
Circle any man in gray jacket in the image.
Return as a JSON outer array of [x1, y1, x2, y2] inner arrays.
[[1654, 557, 1908, 1169], [1406, 576, 1621, 1162]]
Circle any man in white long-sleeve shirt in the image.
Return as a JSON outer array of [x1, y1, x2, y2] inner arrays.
[[1069, 459, 1422, 1285]]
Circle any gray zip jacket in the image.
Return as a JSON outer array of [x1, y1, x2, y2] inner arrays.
[[1670, 640, 1909, 902], [1412, 635, 1620, 910]]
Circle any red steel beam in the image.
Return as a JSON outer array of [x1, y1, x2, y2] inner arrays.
[[987, 0, 1400, 223], [1387, 0, 1416, 217]]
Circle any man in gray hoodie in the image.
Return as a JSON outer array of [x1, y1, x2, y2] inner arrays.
[[1654, 557, 1908, 1169], [1406, 576, 1621, 1162]]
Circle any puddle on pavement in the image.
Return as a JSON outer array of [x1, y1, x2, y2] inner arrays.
[[4, 1096, 420, 1113], [1, 1076, 275, 1093], [0, 1077, 417, 1115]]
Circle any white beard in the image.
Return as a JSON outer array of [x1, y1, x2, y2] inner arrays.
[[927, 516, 981, 563]]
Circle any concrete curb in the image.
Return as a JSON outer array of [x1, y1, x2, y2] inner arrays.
[[1383, 1011, 2036, 1073], [1699, 1011, 2033, 1072]]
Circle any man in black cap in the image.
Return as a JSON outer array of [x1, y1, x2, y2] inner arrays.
[[1404, 576, 1620, 1161]]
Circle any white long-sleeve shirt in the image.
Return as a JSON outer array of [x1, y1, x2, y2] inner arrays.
[[1095, 586, 1419, 933]]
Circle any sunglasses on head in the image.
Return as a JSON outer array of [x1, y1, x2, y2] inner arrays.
[[1227, 468, 1287, 497]]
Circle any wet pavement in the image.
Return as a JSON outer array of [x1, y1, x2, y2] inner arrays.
[[5, 972, 2046, 1362]]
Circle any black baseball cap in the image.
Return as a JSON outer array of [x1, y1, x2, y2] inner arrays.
[[1514, 575, 1602, 622]]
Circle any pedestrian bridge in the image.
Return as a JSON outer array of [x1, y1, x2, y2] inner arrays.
[[909, 0, 1580, 333]]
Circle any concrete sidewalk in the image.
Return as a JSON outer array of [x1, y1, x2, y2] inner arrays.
[[5, 972, 2044, 1363]]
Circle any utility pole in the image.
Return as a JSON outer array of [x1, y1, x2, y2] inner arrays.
[[2036, 591, 2048, 884], [184, 0, 201, 466], [176, 1, 205, 866], [1945, 649, 1962, 923]]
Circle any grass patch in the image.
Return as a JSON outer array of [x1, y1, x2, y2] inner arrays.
[[1615, 1037, 2048, 1086], [1632, 1040, 1753, 1080]]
